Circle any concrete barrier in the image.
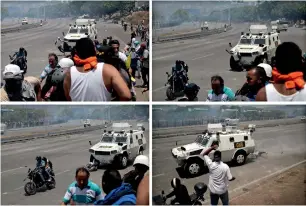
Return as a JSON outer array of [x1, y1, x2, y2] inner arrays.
[[1, 21, 48, 34], [153, 118, 304, 139], [153, 26, 232, 43]]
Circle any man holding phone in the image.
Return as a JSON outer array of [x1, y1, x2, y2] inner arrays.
[[201, 144, 236, 205]]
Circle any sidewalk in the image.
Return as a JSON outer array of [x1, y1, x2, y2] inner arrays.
[[230, 162, 306, 205]]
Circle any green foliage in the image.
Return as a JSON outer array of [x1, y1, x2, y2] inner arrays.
[[208, 1, 306, 22], [1, 106, 49, 123], [171, 9, 190, 22], [25, 1, 136, 19], [1, 6, 9, 20]]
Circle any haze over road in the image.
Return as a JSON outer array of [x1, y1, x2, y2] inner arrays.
[[1, 18, 148, 101], [1, 122, 149, 205], [152, 123, 306, 202], [152, 24, 306, 101]]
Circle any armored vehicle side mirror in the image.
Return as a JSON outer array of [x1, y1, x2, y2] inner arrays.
[[162, 190, 165, 195], [89, 141, 92, 145], [229, 43, 232, 47], [104, 130, 107, 133]]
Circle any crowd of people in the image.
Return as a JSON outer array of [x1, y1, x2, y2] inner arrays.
[[1, 24, 149, 102], [205, 42, 306, 102], [34, 155, 149, 205]]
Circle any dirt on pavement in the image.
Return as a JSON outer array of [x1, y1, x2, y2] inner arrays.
[[230, 162, 306, 205]]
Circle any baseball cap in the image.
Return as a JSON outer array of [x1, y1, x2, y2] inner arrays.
[[258, 63, 272, 78], [3, 64, 24, 80], [59, 58, 74, 68]]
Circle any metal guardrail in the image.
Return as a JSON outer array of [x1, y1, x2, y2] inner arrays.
[[1, 124, 105, 144], [153, 26, 232, 43], [1, 21, 47, 34], [153, 118, 304, 139]]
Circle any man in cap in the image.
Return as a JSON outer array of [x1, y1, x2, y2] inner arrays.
[[1, 64, 41, 101], [201, 144, 235, 205]]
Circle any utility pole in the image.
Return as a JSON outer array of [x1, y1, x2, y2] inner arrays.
[[44, 4, 46, 21]]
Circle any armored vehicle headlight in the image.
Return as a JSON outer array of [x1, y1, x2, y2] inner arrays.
[[111, 150, 118, 154]]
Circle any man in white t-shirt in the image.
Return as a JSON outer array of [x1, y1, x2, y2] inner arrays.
[[201, 145, 235, 205], [110, 40, 127, 62]]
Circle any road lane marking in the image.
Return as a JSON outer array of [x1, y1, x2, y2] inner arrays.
[[152, 86, 167, 93], [153, 53, 177, 61], [1, 167, 25, 174], [153, 173, 165, 178], [192, 53, 214, 61]]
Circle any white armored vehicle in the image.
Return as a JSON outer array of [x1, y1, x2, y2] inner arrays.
[[63, 19, 97, 42], [88, 122, 147, 170], [84, 119, 91, 127], [21, 17, 28, 25], [172, 123, 256, 176], [227, 25, 281, 71]]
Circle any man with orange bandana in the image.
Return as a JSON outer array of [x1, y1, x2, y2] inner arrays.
[[256, 42, 306, 101], [63, 38, 131, 101]]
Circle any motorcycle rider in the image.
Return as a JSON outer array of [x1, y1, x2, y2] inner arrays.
[[1, 64, 41, 101], [172, 60, 189, 84], [36, 156, 51, 183], [123, 155, 149, 192], [11, 47, 27, 73], [164, 178, 192, 205]]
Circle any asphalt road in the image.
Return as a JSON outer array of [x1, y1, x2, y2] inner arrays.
[[1, 18, 148, 101], [152, 24, 306, 101], [152, 123, 306, 203], [1, 122, 149, 205]]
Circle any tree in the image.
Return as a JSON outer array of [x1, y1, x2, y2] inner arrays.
[[1, 6, 9, 21], [171, 9, 190, 22]]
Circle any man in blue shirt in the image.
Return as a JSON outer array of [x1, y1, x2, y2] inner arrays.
[[62, 167, 103, 205], [95, 169, 136, 205]]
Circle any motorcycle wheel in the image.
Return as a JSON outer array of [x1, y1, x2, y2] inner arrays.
[[166, 87, 176, 100], [46, 176, 56, 190], [24, 182, 37, 195]]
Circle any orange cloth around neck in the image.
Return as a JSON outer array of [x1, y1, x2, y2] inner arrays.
[[272, 68, 305, 90], [73, 55, 98, 71]]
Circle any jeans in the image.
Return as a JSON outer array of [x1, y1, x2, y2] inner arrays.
[[210, 191, 229, 206]]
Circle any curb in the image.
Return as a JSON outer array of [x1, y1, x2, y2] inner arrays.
[[1, 21, 48, 34], [1, 124, 105, 144], [153, 26, 232, 44], [153, 119, 304, 139]]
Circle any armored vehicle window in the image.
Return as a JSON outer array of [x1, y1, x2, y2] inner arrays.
[[130, 137, 133, 144], [101, 135, 114, 142], [138, 139, 143, 145], [244, 136, 248, 140], [69, 28, 78, 34], [239, 38, 252, 44], [254, 39, 265, 45], [136, 135, 138, 139], [80, 28, 88, 33], [229, 137, 234, 142], [115, 136, 127, 143], [141, 134, 143, 138]]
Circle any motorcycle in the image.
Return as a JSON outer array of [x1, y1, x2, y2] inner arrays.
[[177, 83, 200, 101], [165, 70, 188, 101], [23, 167, 56, 195], [86, 154, 100, 172], [152, 182, 207, 205], [9, 54, 27, 74]]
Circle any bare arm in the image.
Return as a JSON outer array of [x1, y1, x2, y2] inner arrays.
[[105, 64, 131, 101], [63, 71, 72, 101], [136, 174, 149, 205], [256, 87, 267, 101]]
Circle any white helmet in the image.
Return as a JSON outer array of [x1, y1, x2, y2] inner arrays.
[[258, 63, 272, 78], [133, 155, 149, 167], [59, 58, 74, 68]]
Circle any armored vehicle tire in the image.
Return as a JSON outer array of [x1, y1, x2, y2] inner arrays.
[[117, 154, 128, 169], [234, 151, 247, 166], [166, 87, 176, 100], [230, 56, 242, 71], [184, 160, 204, 176]]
